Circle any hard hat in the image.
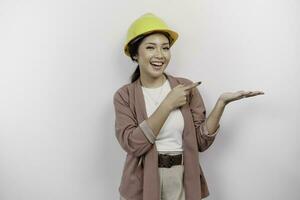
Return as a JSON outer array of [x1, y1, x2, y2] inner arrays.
[[124, 13, 179, 56]]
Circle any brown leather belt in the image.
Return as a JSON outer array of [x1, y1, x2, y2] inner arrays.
[[158, 154, 182, 168]]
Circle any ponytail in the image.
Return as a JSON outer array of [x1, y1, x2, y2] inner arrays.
[[131, 65, 140, 83]]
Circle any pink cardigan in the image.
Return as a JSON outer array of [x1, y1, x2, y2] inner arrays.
[[113, 73, 219, 200]]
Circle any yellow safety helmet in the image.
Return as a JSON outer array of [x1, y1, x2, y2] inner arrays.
[[124, 13, 179, 57]]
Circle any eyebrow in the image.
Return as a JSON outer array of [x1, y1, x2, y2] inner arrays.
[[145, 42, 169, 45]]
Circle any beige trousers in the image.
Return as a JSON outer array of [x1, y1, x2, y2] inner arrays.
[[120, 151, 185, 200]]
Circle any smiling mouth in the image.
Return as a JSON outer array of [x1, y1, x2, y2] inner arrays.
[[150, 61, 164, 70]]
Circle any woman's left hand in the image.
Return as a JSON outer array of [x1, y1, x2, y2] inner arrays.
[[219, 90, 264, 106]]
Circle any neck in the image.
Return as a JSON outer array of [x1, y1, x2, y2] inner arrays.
[[140, 73, 166, 88]]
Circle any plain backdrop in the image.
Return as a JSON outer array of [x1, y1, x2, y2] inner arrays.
[[0, 0, 299, 199]]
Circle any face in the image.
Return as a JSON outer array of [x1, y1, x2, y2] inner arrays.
[[133, 33, 171, 79]]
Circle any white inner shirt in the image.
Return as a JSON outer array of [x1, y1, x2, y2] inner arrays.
[[141, 79, 184, 152]]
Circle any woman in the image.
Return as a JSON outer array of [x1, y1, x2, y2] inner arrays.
[[113, 13, 264, 200]]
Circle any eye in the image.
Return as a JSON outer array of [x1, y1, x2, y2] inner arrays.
[[163, 47, 170, 50], [146, 46, 154, 49]]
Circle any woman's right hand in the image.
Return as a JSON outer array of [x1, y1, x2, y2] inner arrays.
[[163, 82, 201, 110]]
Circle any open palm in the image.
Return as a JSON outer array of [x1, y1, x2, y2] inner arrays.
[[219, 90, 264, 105]]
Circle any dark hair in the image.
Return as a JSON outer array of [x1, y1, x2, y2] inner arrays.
[[128, 31, 172, 83]]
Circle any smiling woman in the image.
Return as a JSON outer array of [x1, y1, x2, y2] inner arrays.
[[133, 33, 171, 88], [127, 32, 171, 89], [113, 12, 264, 200]]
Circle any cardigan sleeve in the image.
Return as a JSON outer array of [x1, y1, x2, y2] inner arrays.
[[113, 89, 154, 157], [189, 85, 220, 152]]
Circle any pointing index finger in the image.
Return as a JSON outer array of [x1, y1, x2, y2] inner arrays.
[[184, 81, 202, 91]]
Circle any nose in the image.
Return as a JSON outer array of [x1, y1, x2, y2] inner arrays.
[[154, 48, 164, 59]]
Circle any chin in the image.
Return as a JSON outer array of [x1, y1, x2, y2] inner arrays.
[[150, 70, 164, 78], [143, 66, 167, 79]]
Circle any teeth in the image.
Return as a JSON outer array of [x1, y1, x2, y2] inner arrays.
[[151, 62, 164, 66]]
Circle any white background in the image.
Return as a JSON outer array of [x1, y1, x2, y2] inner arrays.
[[0, 0, 299, 199]]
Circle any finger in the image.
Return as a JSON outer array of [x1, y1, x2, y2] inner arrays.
[[241, 91, 250, 95], [247, 91, 264, 95], [241, 91, 256, 98], [252, 91, 264, 95], [243, 90, 264, 95], [245, 91, 265, 97], [184, 81, 201, 91]]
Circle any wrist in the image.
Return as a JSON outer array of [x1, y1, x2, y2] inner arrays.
[[217, 97, 227, 108], [161, 99, 173, 113]]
